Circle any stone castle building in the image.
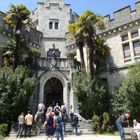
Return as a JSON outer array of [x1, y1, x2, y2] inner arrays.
[[30, 0, 80, 112], [1, 0, 140, 113]]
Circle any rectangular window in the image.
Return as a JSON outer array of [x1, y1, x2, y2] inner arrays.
[[121, 34, 128, 41], [49, 22, 53, 29], [55, 22, 58, 29], [123, 43, 131, 59], [131, 31, 139, 39], [133, 40, 140, 56]]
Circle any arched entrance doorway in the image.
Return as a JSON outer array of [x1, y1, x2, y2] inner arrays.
[[44, 77, 63, 108]]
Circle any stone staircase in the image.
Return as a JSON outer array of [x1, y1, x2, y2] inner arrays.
[[78, 121, 95, 135], [9, 121, 94, 138], [64, 120, 94, 135], [9, 114, 95, 138]]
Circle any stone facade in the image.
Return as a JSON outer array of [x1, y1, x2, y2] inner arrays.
[[1, 0, 140, 113], [31, 0, 79, 112], [99, 1, 140, 94], [66, 1, 140, 94]]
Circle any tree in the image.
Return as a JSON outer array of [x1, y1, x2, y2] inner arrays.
[[94, 37, 110, 73], [74, 70, 109, 119], [112, 63, 140, 119], [70, 11, 110, 117], [0, 66, 36, 123], [68, 23, 85, 68], [78, 10, 105, 78], [4, 4, 31, 70], [3, 38, 15, 66]]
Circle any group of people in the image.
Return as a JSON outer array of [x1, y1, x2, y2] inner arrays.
[[116, 112, 140, 140], [44, 103, 67, 140], [16, 111, 33, 138], [44, 103, 79, 140], [16, 103, 79, 140]]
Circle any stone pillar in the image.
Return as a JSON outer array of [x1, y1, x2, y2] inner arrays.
[[39, 80, 44, 103], [63, 81, 70, 111]]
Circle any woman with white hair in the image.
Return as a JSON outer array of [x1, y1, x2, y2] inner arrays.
[[133, 119, 140, 140]]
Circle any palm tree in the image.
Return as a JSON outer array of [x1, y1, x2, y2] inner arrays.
[[4, 4, 31, 70], [78, 10, 105, 78], [3, 38, 15, 66], [94, 38, 110, 73], [68, 23, 85, 68]]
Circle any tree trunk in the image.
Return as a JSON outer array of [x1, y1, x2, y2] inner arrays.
[[87, 40, 94, 79], [13, 21, 22, 71], [77, 42, 85, 68]]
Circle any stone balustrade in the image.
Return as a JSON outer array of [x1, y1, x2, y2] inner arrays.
[[38, 57, 81, 70]]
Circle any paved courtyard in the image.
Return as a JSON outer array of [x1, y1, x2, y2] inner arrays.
[[5, 135, 120, 140]]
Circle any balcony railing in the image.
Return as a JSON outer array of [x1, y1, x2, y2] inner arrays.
[[38, 57, 81, 70]]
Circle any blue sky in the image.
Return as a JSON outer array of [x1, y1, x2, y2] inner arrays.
[[0, 0, 136, 17]]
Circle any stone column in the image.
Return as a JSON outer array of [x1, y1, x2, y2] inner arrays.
[[63, 81, 69, 110], [39, 80, 44, 103]]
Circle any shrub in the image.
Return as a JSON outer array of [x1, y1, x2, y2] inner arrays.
[[92, 112, 114, 133], [74, 70, 109, 119], [92, 114, 101, 133], [0, 66, 36, 123], [112, 63, 140, 119], [0, 124, 8, 137], [102, 112, 110, 132]]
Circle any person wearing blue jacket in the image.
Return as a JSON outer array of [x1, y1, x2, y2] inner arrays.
[[116, 112, 131, 140]]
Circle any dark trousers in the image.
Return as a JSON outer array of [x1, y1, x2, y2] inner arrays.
[[17, 123, 25, 137], [116, 121, 125, 140], [72, 124, 78, 135], [24, 125, 32, 137]]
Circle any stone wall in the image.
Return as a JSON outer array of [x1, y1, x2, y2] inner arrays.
[[104, 1, 140, 31], [33, 0, 78, 58]]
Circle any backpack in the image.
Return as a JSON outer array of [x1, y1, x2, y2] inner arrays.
[[62, 114, 67, 122], [73, 115, 79, 124], [62, 106, 66, 113], [56, 115, 62, 124], [36, 112, 44, 122]]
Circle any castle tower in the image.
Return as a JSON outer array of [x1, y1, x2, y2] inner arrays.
[[34, 0, 72, 58], [31, 0, 79, 112]]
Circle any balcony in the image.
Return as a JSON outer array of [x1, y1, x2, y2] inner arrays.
[[38, 57, 81, 70]]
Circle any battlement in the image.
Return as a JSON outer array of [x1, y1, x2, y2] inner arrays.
[[104, 1, 140, 31], [39, 0, 69, 9]]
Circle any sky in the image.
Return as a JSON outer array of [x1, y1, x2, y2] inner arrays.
[[0, 0, 136, 17]]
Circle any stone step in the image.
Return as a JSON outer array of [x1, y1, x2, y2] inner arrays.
[[9, 121, 95, 138]]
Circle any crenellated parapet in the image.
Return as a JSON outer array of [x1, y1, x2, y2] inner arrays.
[[37, 0, 70, 10], [103, 1, 140, 33]]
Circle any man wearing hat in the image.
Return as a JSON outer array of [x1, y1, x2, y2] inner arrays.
[[116, 112, 131, 140]]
